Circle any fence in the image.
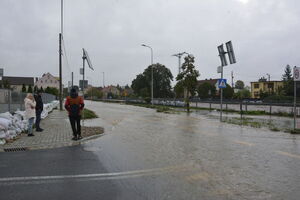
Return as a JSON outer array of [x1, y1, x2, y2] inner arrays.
[[0, 89, 56, 113]]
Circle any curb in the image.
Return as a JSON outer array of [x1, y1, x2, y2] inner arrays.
[[0, 133, 104, 153]]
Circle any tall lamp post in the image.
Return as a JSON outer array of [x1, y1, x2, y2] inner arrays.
[[141, 44, 154, 105]]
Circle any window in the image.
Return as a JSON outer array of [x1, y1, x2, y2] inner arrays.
[[254, 84, 259, 89], [268, 83, 274, 89]]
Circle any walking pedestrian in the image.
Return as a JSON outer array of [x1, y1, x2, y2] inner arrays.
[[34, 91, 44, 132], [24, 93, 36, 137], [64, 88, 84, 141]]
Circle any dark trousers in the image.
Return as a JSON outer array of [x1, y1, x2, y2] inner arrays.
[[69, 115, 81, 136], [35, 110, 42, 129]]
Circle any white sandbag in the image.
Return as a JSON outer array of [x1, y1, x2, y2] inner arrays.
[[0, 112, 13, 120], [0, 139, 6, 145], [0, 118, 11, 129], [0, 130, 6, 139]]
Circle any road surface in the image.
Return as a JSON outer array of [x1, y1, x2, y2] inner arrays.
[[0, 101, 299, 199]]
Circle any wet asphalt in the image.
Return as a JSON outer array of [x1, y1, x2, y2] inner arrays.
[[0, 101, 300, 200]]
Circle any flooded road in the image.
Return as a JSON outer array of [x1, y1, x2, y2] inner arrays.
[[82, 101, 300, 199]]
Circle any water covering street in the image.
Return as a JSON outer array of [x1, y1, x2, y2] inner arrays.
[[1, 101, 300, 200]]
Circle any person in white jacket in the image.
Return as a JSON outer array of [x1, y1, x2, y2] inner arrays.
[[24, 93, 36, 136]]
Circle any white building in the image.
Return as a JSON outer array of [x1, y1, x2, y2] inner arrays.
[[35, 73, 60, 90]]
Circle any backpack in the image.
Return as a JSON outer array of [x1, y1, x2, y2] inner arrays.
[[69, 96, 81, 117]]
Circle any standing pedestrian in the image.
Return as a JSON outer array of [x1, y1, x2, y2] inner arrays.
[[64, 88, 84, 141], [34, 91, 44, 132], [24, 93, 36, 137]]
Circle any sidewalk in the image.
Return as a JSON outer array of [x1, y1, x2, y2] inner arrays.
[[0, 110, 102, 152]]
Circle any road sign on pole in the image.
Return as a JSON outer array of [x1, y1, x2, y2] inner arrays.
[[218, 79, 227, 89], [294, 67, 300, 81]]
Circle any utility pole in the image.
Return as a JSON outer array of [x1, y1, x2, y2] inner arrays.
[[231, 71, 234, 88], [102, 72, 105, 87], [82, 50, 86, 94], [71, 72, 73, 87], [58, 0, 63, 111], [59, 33, 62, 111], [172, 52, 188, 75], [266, 73, 270, 81]]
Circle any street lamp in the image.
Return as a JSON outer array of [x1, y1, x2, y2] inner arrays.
[[141, 44, 154, 105]]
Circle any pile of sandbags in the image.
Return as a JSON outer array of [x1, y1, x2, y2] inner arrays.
[[0, 112, 26, 145], [41, 101, 59, 119], [0, 100, 59, 145]]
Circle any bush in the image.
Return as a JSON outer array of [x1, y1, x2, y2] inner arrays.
[[82, 108, 98, 119]]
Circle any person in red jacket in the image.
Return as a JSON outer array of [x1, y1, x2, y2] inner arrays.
[[64, 88, 85, 140]]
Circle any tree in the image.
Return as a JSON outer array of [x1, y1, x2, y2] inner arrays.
[[234, 89, 251, 99], [282, 64, 293, 96], [131, 74, 148, 97], [86, 87, 103, 99], [21, 84, 26, 92], [223, 84, 234, 99], [174, 81, 184, 98], [131, 63, 174, 99], [40, 86, 44, 93], [27, 85, 33, 93], [45, 87, 58, 96], [235, 80, 245, 89], [34, 85, 38, 93], [197, 82, 216, 99], [2, 80, 10, 89], [176, 55, 200, 111]]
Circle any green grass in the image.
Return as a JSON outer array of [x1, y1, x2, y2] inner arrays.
[[82, 108, 98, 119]]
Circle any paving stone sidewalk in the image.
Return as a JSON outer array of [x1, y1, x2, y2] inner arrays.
[[0, 110, 98, 151]]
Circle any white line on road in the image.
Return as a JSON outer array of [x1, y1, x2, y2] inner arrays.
[[0, 164, 192, 185], [276, 151, 300, 160]]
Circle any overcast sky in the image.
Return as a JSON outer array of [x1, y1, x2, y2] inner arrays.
[[1, 0, 300, 87]]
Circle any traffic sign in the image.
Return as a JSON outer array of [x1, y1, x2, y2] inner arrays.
[[294, 67, 300, 81], [218, 79, 227, 88]]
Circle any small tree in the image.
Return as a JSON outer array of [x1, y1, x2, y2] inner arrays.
[[197, 82, 216, 99], [27, 85, 33, 93], [2, 80, 10, 89], [86, 87, 103, 99], [22, 84, 27, 92], [34, 85, 38, 93], [176, 55, 200, 112], [40, 86, 44, 93], [282, 64, 293, 96], [235, 80, 245, 89], [223, 84, 234, 99]]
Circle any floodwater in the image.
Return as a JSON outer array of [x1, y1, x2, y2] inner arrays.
[[81, 101, 300, 199]]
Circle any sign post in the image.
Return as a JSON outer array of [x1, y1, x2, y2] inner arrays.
[[217, 41, 236, 122], [293, 66, 300, 130], [218, 76, 227, 122]]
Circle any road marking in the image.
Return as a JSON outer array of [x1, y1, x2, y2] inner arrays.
[[185, 172, 210, 182], [276, 151, 300, 160], [233, 140, 255, 146], [0, 164, 192, 185]]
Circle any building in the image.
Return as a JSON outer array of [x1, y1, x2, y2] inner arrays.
[[35, 73, 60, 90], [197, 79, 219, 89], [102, 85, 120, 98], [251, 80, 284, 98], [1, 76, 35, 92]]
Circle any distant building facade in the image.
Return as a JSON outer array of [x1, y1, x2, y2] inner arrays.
[[2, 76, 35, 92], [102, 85, 120, 98], [251, 81, 284, 98], [35, 73, 60, 90]]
